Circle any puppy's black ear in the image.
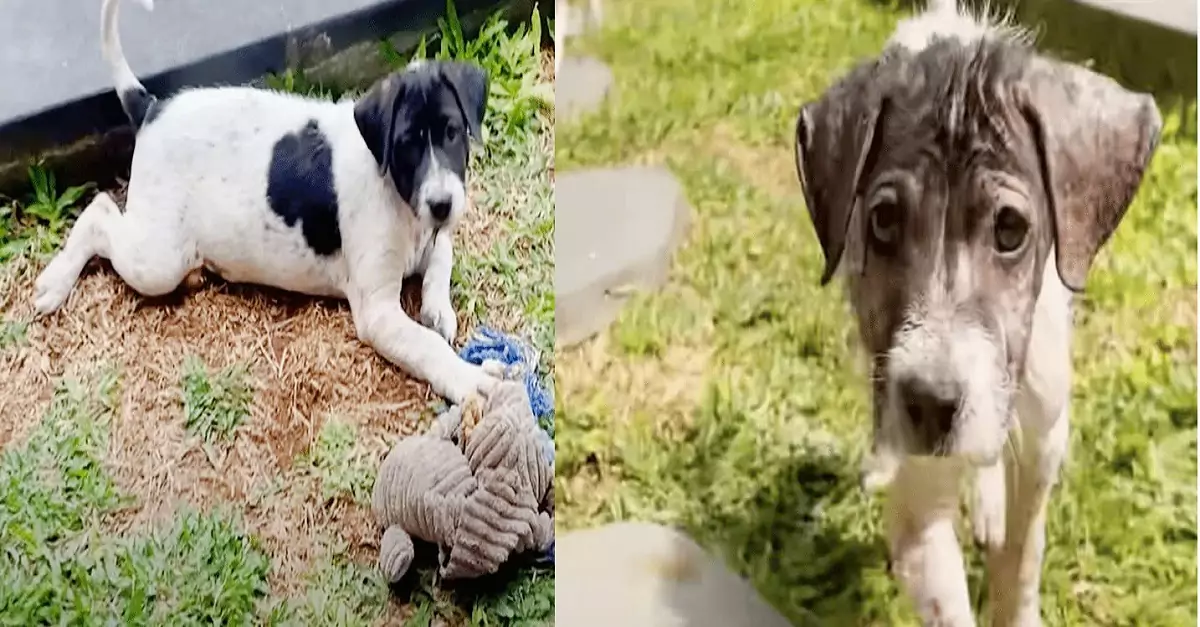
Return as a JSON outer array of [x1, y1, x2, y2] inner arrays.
[[354, 75, 404, 175], [794, 57, 891, 285], [436, 61, 489, 140], [1020, 58, 1161, 291]]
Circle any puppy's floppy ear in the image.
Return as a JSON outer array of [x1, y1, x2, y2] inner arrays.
[[354, 74, 404, 175], [794, 58, 890, 285], [1020, 58, 1162, 291], [436, 60, 489, 140]]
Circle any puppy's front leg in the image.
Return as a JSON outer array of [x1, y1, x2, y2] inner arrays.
[[986, 411, 1068, 627], [353, 293, 495, 404], [419, 231, 458, 344], [888, 460, 976, 627]]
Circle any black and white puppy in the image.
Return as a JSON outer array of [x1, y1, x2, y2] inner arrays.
[[35, 0, 500, 404]]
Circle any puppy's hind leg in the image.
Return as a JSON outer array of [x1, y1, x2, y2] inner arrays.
[[34, 192, 119, 314], [34, 191, 196, 314], [104, 207, 196, 300]]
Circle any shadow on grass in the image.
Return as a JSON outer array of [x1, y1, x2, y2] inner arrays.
[[74, 260, 441, 329], [559, 386, 897, 624]]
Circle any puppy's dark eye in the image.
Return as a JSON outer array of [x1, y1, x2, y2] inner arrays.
[[445, 125, 460, 143], [868, 202, 902, 253], [994, 206, 1028, 254]]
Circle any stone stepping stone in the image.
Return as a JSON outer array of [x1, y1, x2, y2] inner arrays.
[[557, 55, 613, 123], [556, 522, 794, 627], [555, 166, 690, 348]]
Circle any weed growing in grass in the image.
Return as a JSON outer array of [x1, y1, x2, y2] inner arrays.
[[0, 370, 273, 625], [302, 418, 376, 504], [0, 165, 92, 262], [262, 557, 388, 627], [264, 68, 336, 100], [0, 319, 27, 348], [403, 564, 555, 627], [461, 568, 555, 627], [180, 356, 252, 443]]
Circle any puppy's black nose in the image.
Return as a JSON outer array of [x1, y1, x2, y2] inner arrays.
[[430, 201, 452, 222], [898, 377, 960, 449]]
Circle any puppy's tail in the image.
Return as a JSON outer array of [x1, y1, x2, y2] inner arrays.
[[101, 0, 159, 130]]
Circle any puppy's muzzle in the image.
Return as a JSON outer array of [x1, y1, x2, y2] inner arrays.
[[898, 374, 961, 455], [430, 200, 452, 222]]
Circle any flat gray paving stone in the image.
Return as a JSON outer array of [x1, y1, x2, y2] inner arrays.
[[556, 522, 794, 627], [555, 166, 690, 348], [557, 55, 612, 123]]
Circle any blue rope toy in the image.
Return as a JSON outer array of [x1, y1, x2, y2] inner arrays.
[[458, 326, 555, 565]]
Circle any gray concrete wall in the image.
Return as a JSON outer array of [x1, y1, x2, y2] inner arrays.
[[0, 0, 544, 196]]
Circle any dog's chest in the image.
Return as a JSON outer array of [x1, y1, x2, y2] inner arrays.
[[404, 227, 439, 277]]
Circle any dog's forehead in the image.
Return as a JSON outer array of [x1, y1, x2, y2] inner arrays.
[[878, 39, 1032, 161], [387, 69, 461, 135]]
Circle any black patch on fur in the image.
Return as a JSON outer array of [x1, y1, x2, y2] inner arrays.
[[120, 87, 163, 130], [266, 120, 342, 256]]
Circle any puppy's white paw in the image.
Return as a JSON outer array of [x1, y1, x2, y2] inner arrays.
[[443, 364, 500, 405], [420, 298, 458, 344], [972, 462, 1006, 551], [33, 258, 77, 315], [480, 359, 508, 378]]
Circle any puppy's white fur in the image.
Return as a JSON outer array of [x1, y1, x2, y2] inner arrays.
[[871, 3, 1074, 626], [34, 0, 497, 405]]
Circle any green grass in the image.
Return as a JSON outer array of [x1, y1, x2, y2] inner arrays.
[[303, 418, 377, 505], [0, 370, 274, 625], [555, 0, 1196, 625], [0, 319, 27, 348], [0, 369, 405, 627], [181, 355, 253, 444], [0, 164, 92, 263], [451, 133, 555, 377], [404, 563, 555, 627], [262, 557, 390, 627]]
